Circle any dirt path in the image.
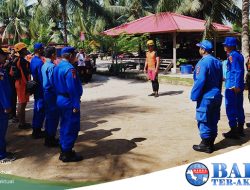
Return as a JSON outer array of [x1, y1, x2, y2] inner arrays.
[[3, 74, 250, 182]]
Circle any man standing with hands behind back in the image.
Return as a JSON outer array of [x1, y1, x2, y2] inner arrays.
[[222, 37, 245, 139], [53, 47, 83, 162], [144, 40, 160, 97], [30, 43, 46, 139]]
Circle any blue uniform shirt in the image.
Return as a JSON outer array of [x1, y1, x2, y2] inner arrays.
[[0, 67, 12, 109], [191, 54, 223, 101], [41, 58, 55, 93], [53, 59, 83, 109], [225, 50, 245, 90], [30, 55, 44, 99]]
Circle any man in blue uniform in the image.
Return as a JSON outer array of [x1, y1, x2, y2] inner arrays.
[[41, 47, 59, 147], [30, 43, 45, 139], [191, 40, 223, 153], [0, 48, 16, 162], [53, 46, 83, 162], [222, 37, 245, 139]]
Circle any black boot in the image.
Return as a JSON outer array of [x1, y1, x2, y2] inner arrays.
[[0, 152, 16, 163], [44, 135, 59, 147], [222, 127, 240, 139], [59, 150, 83, 162], [238, 124, 245, 137], [193, 138, 214, 153], [32, 128, 45, 139]]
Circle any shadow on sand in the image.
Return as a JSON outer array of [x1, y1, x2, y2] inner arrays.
[[159, 90, 184, 96]]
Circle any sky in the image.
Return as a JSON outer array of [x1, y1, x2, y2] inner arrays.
[[237, 0, 242, 9], [26, 0, 37, 6]]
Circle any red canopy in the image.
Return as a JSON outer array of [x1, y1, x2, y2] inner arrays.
[[103, 12, 232, 36]]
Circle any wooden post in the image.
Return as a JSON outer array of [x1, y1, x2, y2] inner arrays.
[[172, 32, 177, 73]]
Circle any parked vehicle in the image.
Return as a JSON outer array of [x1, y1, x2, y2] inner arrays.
[[118, 52, 135, 59]]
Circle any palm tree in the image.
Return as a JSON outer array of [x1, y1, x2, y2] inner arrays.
[[59, 0, 68, 43], [57, 0, 112, 43], [29, 0, 64, 44], [157, 0, 183, 12], [0, 0, 32, 44], [103, 0, 155, 24], [156, 0, 241, 38], [242, 0, 249, 65], [157, 0, 241, 23]]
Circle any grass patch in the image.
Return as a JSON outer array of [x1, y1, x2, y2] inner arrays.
[[158, 75, 193, 86], [0, 174, 102, 189]]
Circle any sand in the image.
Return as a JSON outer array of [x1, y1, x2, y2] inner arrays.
[[2, 74, 250, 182]]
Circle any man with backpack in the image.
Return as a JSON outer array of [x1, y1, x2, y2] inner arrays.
[[10, 42, 31, 129]]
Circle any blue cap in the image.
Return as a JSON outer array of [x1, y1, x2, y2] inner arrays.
[[34, 43, 44, 49], [196, 40, 213, 51], [61, 46, 76, 55], [223, 37, 237, 47]]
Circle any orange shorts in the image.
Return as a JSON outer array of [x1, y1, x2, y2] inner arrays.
[[15, 80, 29, 103]]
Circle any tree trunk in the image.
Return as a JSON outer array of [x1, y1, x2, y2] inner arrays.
[[60, 0, 68, 44], [242, 0, 249, 66]]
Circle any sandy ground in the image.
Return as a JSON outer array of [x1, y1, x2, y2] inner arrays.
[[2, 74, 250, 182]]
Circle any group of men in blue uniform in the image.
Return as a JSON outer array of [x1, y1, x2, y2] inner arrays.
[[0, 44, 83, 162], [0, 36, 247, 162], [191, 37, 246, 153]]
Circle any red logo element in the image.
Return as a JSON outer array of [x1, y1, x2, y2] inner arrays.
[[192, 168, 209, 174], [229, 56, 233, 63], [71, 69, 76, 79]]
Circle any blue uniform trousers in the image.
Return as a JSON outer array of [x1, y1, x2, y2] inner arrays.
[[225, 89, 245, 127], [59, 108, 80, 152], [44, 92, 59, 137], [196, 97, 222, 139], [32, 99, 45, 129], [0, 105, 9, 159]]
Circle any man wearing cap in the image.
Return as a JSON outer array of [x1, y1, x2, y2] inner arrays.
[[222, 37, 245, 139], [3, 48, 18, 123], [30, 43, 46, 139], [53, 46, 83, 162], [191, 40, 223, 153], [0, 48, 16, 162], [10, 42, 31, 129], [144, 40, 160, 97], [41, 46, 59, 147]]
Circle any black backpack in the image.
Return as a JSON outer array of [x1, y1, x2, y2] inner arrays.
[[26, 80, 38, 95], [11, 59, 21, 80]]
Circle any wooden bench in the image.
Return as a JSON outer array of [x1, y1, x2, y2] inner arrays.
[[118, 58, 174, 73], [159, 59, 173, 74]]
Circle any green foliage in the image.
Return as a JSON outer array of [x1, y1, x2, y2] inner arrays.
[[232, 23, 241, 33], [156, 0, 241, 39], [177, 58, 188, 66], [114, 33, 148, 53], [0, 0, 31, 44], [0, 0, 241, 52]]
